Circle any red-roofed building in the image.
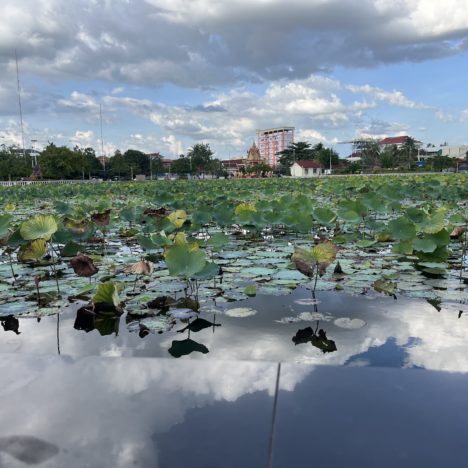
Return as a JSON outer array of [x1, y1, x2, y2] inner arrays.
[[291, 160, 323, 177], [379, 136, 421, 149]]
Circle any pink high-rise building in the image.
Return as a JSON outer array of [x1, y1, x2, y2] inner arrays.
[[256, 127, 295, 166]]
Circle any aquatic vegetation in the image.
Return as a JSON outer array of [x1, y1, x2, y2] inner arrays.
[[0, 174, 466, 360]]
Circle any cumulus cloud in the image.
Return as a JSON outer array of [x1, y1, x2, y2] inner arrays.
[[346, 84, 429, 109], [1, 0, 468, 88]]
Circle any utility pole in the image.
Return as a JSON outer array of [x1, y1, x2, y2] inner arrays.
[[15, 50, 26, 159], [99, 104, 105, 176]]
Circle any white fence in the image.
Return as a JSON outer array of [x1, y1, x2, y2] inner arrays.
[[0, 179, 102, 187]]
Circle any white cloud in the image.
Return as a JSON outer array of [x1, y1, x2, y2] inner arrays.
[[1, 0, 468, 88]]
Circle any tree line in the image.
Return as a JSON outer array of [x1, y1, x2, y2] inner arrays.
[[0, 142, 227, 180]]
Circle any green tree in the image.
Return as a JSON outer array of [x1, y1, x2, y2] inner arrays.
[[401, 137, 419, 169], [149, 154, 164, 177], [315, 148, 339, 169], [380, 145, 399, 169], [39, 144, 83, 179], [170, 155, 191, 175], [187, 143, 214, 174], [108, 150, 130, 178], [357, 140, 381, 169], [431, 155, 453, 172], [123, 149, 150, 175], [0, 146, 33, 180], [278, 141, 316, 170], [74, 146, 102, 178]]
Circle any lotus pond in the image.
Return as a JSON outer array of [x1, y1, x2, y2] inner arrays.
[[0, 175, 467, 370]]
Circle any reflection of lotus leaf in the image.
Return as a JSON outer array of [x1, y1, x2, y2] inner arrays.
[[334, 317, 366, 329], [225, 307, 257, 318]]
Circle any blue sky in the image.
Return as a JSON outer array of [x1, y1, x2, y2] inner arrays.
[[1, 0, 468, 159]]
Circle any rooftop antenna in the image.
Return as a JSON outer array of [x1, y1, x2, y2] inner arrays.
[[15, 49, 26, 158], [99, 103, 105, 171]]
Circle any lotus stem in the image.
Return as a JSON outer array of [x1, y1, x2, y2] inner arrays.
[[7, 252, 16, 285], [49, 237, 61, 295], [312, 263, 319, 292]]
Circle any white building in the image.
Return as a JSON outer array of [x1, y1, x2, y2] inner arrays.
[[291, 160, 323, 177], [256, 127, 294, 166], [441, 145, 468, 159]]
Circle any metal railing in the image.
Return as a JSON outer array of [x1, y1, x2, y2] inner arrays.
[[0, 179, 102, 187]]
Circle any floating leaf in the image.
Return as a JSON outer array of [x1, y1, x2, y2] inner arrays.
[[334, 317, 366, 329], [244, 284, 257, 296], [373, 278, 397, 297], [225, 307, 257, 318]]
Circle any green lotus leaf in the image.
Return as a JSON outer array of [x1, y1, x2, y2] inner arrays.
[[93, 281, 121, 308], [207, 232, 229, 250], [373, 278, 397, 297], [388, 217, 416, 241], [18, 239, 47, 262], [313, 208, 336, 225], [244, 284, 257, 297], [337, 209, 361, 223], [20, 215, 58, 241], [356, 239, 377, 248], [412, 237, 437, 253], [311, 241, 337, 264], [0, 214, 12, 239], [191, 261, 220, 280], [164, 243, 207, 278], [392, 240, 414, 255], [167, 209, 187, 228], [418, 208, 446, 234]]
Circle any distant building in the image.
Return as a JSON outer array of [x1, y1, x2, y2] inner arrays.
[[222, 158, 245, 176], [97, 155, 109, 167], [256, 127, 294, 166], [246, 142, 263, 165], [291, 160, 323, 177], [379, 136, 421, 149], [440, 145, 468, 159]]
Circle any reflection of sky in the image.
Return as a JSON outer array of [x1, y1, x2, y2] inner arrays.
[[0, 356, 309, 467], [1, 289, 468, 372]]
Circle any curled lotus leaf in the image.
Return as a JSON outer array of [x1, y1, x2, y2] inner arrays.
[[418, 208, 446, 234], [144, 207, 169, 219], [450, 226, 468, 239], [92, 281, 121, 310], [20, 215, 57, 241], [91, 209, 111, 227], [70, 255, 99, 277], [312, 241, 337, 265], [124, 260, 154, 276], [17, 239, 47, 262]]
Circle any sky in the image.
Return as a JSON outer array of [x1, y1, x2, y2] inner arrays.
[[1, 0, 468, 159]]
